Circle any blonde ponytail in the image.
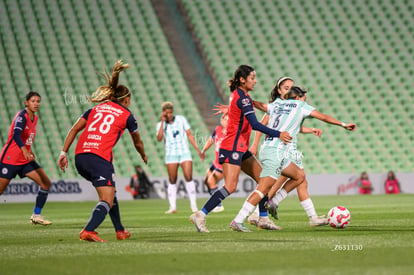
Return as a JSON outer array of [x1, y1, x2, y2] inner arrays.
[[90, 60, 130, 103]]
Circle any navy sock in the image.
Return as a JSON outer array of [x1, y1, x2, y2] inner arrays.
[[85, 201, 110, 231], [109, 197, 124, 232], [209, 187, 222, 207], [259, 195, 269, 217], [201, 187, 230, 215], [208, 187, 218, 196], [33, 188, 49, 215]]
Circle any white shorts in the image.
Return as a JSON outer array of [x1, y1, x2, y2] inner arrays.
[[165, 152, 192, 164]]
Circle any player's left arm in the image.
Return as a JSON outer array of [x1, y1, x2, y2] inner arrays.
[[300, 126, 322, 137], [186, 129, 204, 161], [310, 110, 356, 131]]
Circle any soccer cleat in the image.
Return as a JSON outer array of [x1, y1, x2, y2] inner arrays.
[[211, 205, 225, 213], [79, 229, 106, 242], [247, 213, 259, 226], [265, 200, 279, 220], [116, 230, 131, 240], [230, 220, 252, 232], [257, 216, 282, 230], [309, 215, 329, 227], [164, 209, 178, 214], [30, 214, 52, 226], [189, 211, 210, 233]]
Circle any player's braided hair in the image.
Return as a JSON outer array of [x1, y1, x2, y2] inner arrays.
[[227, 65, 254, 92], [90, 60, 130, 103]]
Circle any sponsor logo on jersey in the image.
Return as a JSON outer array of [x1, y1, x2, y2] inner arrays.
[[284, 103, 297, 108], [241, 98, 251, 107], [83, 141, 100, 149], [87, 134, 102, 141]]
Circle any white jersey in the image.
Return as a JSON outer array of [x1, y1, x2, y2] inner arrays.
[[262, 98, 315, 150], [156, 115, 191, 156]]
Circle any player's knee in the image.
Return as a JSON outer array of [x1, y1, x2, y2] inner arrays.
[[297, 170, 306, 184], [225, 184, 237, 194], [101, 200, 113, 208], [42, 178, 52, 189]]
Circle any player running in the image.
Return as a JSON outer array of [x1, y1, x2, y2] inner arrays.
[[199, 113, 228, 213], [0, 91, 53, 225], [231, 86, 356, 231], [58, 60, 147, 242], [190, 65, 291, 233], [250, 77, 329, 226]]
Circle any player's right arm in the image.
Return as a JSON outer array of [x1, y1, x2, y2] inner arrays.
[[12, 113, 34, 161], [252, 100, 268, 112], [130, 131, 148, 164], [58, 117, 87, 172], [156, 111, 166, 142]]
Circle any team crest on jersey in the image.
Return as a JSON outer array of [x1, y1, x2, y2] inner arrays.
[[241, 98, 251, 107], [232, 152, 240, 160], [2, 168, 8, 175]]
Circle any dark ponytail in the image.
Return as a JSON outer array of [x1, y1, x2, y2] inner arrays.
[[284, 86, 307, 100], [227, 65, 255, 92]]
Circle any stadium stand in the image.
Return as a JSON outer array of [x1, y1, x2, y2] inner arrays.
[[0, 0, 212, 179], [180, 0, 414, 173]]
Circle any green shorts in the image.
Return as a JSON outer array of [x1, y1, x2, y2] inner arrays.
[[259, 146, 290, 179], [165, 152, 192, 164]]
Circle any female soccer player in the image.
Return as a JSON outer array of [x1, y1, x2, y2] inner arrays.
[[156, 102, 204, 214], [58, 60, 148, 242], [200, 113, 228, 213], [231, 86, 356, 231], [190, 65, 292, 233], [250, 77, 329, 226], [0, 91, 52, 225]]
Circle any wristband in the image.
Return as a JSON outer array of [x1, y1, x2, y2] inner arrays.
[[341, 122, 346, 127], [60, 151, 67, 157]]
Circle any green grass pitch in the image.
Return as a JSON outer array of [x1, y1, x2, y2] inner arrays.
[[1, 194, 413, 274]]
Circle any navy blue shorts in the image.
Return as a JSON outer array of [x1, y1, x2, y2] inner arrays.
[[75, 153, 115, 187], [0, 161, 41, 180], [209, 164, 223, 174], [218, 149, 253, 166]]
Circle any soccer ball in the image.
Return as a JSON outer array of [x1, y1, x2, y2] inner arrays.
[[327, 206, 351, 228]]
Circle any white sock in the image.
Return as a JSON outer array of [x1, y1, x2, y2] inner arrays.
[[234, 201, 256, 223], [185, 180, 198, 210], [272, 188, 288, 205], [167, 183, 177, 210], [300, 198, 317, 218], [254, 206, 259, 216]]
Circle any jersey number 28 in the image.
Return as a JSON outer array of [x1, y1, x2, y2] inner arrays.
[[88, 113, 115, 134]]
